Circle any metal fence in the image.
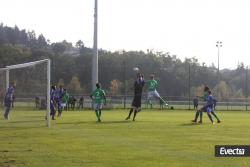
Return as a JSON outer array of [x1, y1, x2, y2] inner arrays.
[[1, 94, 250, 111]]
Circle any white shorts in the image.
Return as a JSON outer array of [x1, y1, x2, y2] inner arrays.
[[94, 103, 103, 110], [62, 103, 66, 107], [147, 90, 160, 99]]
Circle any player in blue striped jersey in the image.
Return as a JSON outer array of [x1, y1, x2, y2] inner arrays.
[[3, 82, 15, 120]]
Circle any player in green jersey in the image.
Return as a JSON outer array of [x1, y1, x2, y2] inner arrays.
[[90, 83, 106, 122], [62, 88, 69, 110], [146, 74, 168, 107]]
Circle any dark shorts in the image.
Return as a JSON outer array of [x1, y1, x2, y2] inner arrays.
[[132, 95, 142, 108], [50, 102, 56, 114], [4, 98, 11, 108]]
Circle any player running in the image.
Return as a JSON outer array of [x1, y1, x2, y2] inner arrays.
[[146, 74, 168, 107], [125, 73, 145, 121], [90, 83, 106, 122]]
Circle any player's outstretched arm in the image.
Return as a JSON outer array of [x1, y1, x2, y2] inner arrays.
[[197, 96, 204, 100], [102, 91, 107, 105], [104, 96, 107, 105]]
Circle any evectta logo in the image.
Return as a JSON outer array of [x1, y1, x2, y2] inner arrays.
[[215, 145, 250, 157], [220, 147, 245, 155]]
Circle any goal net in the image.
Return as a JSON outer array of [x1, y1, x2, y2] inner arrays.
[[0, 59, 51, 127]]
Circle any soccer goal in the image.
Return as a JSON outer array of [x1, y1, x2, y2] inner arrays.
[[0, 59, 51, 127]]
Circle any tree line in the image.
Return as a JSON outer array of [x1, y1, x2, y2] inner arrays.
[[0, 23, 249, 101]]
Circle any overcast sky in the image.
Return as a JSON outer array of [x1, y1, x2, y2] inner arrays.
[[1, 0, 250, 69]]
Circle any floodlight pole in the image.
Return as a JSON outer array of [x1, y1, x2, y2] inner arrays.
[[47, 59, 51, 128], [188, 63, 191, 110], [119, 50, 126, 108], [92, 0, 98, 90], [246, 66, 248, 111], [216, 41, 222, 82]]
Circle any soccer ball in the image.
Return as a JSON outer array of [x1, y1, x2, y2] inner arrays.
[[133, 67, 139, 71]]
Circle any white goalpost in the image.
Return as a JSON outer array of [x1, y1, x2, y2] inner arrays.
[[0, 59, 51, 127]]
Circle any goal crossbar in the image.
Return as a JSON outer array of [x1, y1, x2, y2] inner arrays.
[[5, 59, 49, 70], [0, 59, 49, 71]]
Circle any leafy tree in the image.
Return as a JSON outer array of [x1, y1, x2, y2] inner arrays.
[[0, 44, 31, 67], [37, 34, 48, 49], [67, 76, 82, 94], [213, 81, 232, 100], [109, 79, 121, 95], [51, 42, 66, 54], [0, 23, 249, 100], [57, 78, 65, 87], [75, 40, 84, 48]]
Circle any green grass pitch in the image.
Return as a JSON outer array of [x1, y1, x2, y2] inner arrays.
[[0, 109, 250, 167]]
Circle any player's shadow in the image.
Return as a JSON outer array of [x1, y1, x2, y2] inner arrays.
[[7, 120, 45, 124], [57, 121, 92, 125], [99, 121, 131, 124], [0, 119, 48, 129], [180, 123, 201, 126], [57, 120, 131, 125]]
